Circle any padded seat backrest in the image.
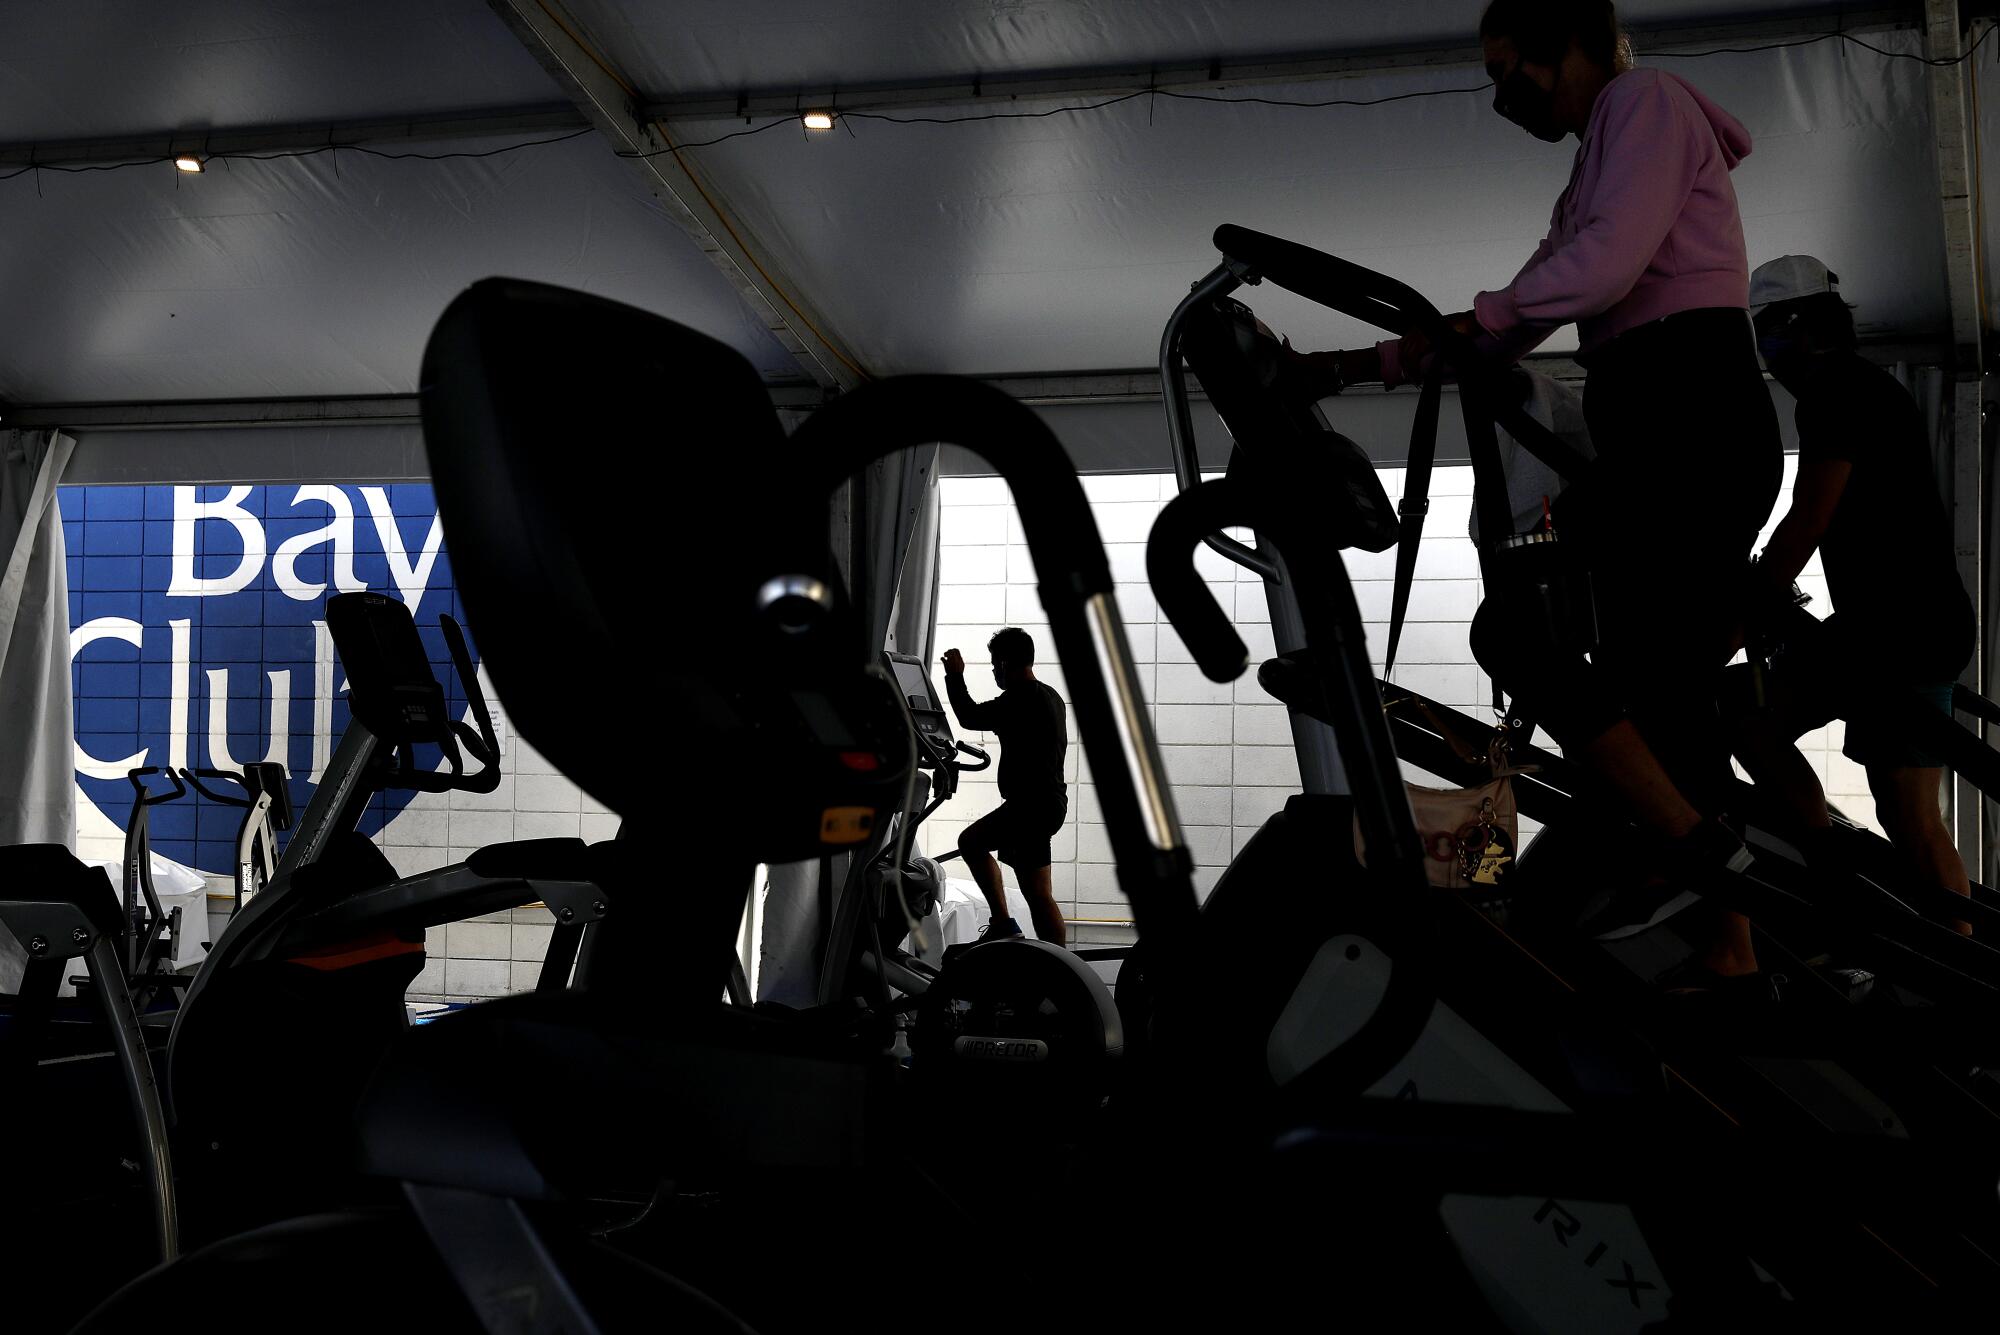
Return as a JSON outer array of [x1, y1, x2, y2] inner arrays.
[[419, 279, 792, 818]]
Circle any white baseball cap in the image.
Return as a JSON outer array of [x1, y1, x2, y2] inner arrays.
[[1749, 255, 1839, 314]]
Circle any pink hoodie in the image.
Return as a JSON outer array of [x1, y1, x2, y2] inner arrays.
[[1382, 68, 1753, 385]]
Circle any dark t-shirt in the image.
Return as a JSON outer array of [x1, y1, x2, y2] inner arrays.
[[1794, 353, 1974, 681], [943, 674, 1068, 802]]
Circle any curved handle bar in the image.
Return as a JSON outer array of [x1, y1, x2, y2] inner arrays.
[[1147, 474, 1438, 1094], [953, 740, 992, 773], [440, 614, 501, 773], [128, 766, 187, 805], [1210, 224, 1598, 487], [784, 376, 1198, 957], [1212, 224, 1446, 342], [385, 614, 503, 796], [1158, 261, 1278, 581], [179, 767, 253, 806], [1149, 477, 1423, 875], [1148, 496, 1251, 685], [787, 377, 1113, 601]]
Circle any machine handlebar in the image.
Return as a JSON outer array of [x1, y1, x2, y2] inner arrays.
[[127, 766, 187, 806], [179, 767, 252, 807]]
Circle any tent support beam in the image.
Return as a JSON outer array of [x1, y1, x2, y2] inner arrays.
[[1924, 0, 1988, 867], [483, 0, 864, 391], [638, 4, 1957, 122]]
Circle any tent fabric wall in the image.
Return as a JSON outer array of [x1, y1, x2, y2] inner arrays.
[[0, 429, 78, 848], [887, 462, 942, 664]]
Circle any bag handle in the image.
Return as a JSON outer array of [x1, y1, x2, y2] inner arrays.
[[1384, 359, 1515, 679]]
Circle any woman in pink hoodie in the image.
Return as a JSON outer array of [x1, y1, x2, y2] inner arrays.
[[1311, 1, 1781, 964]]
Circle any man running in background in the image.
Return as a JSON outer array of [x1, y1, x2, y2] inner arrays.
[[941, 628, 1070, 946]]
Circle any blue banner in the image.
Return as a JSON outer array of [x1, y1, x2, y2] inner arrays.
[[64, 484, 473, 874]]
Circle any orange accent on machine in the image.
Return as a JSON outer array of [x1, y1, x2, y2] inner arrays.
[[819, 806, 878, 845], [287, 930, 425, 972]]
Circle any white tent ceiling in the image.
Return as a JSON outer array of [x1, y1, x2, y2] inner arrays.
[[669, 26, 1953, 374], [563, 0, 1862, 89], [0, 1, 1990, 413], [0, 136, 800, 400], [1, 0, 557, 138]]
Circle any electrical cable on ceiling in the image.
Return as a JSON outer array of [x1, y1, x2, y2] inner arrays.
[[614, 24, 2000, 155], [3, 24, 1995, 185], [0, 127, 596, 183], [1649, 23, 1997, 65]]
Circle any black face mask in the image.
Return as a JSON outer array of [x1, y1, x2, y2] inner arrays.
[[1754, 309, 1807, 372], [1755, 331, 1799, 366], [1495, 64, 1566, 143]]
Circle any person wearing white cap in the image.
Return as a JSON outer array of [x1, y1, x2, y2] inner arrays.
[[1726, 256, 1977, 929]]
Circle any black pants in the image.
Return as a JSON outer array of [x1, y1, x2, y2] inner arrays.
[[1471, 308, 1782, 810]]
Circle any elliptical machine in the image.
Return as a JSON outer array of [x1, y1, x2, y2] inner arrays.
[[846, 649, 1128, 1136], [115, 767, 194, 1013], [177, 762, 292, 915]]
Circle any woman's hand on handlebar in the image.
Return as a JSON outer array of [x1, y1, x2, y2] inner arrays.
[[1278, 341, 1381, 397], [1395, 312, 1479, 382], [1718, 617, 1747, 666]]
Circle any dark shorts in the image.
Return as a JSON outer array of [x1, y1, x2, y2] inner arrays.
[[1782, 670, 1957, 769], [960, 796, 1068, 871], [1743, 613, 1967, 769]]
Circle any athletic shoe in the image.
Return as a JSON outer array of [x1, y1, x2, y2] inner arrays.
[[978, 917, 1025, 942], [1582, 818, 1753, 941], [1672, 816, 1756, 877], [1658, 960, 1786, 1005], [1583, 882, 1707, 941]]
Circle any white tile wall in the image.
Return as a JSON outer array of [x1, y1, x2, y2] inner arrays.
[[927, 460, 1871, 929], [310, 460, 1867, 1000]]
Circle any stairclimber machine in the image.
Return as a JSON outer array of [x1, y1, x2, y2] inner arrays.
[[1145, 222, 2000, 1326]]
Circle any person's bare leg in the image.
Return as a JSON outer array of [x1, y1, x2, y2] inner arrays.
[[1019, 864, 1066, 947], [1574, 719, 1704, 839], [1575, 718, 1756, 978], [1697, 908, 1759, 976], [1731, 715, 1833, 833], [959, 845, 1012, 927], [1870, 765, 1971, 935]]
